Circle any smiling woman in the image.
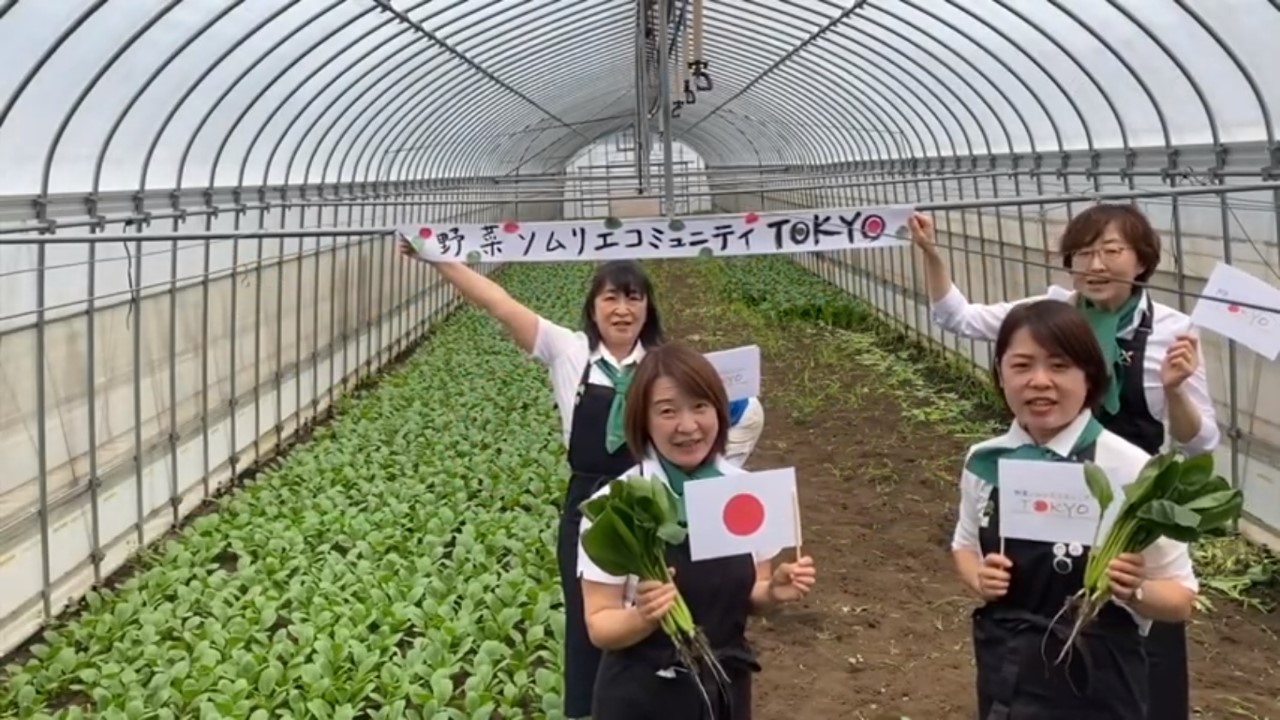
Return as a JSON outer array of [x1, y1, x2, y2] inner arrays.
[[577, 342, 816, 720], [950, 300, 1199, 720], [396, 244, 665, 719]]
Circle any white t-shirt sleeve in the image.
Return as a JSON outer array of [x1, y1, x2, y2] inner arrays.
[[1140, 536, 1200, 593], [930, 284, 1064, 341], [951, 469, 985, 554], [531, 316, 580, 365]]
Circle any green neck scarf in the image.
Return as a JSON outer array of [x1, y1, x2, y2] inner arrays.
[[658, 455, 723, 523], [965, 415, 1104, 486], [595, 358, 637, 453], [1074, 292, 1142, 416]]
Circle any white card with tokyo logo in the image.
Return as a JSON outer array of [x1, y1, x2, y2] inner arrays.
[[997, 459, 1134, 547]]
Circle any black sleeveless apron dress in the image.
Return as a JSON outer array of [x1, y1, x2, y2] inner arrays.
[[1094, 294, 1190, 720], [590, 535, 762, 719], [973, 442, 1149, 719], [558, 360, 638, 718]]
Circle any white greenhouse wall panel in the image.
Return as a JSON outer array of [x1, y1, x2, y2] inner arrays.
[[0, 239, 504, 657]]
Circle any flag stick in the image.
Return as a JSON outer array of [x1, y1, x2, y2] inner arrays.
[[791, 488, 803, 562]]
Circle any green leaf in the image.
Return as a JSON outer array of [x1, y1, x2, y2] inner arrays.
[[430, 669, 453, 704], [580, 512, 643, 577], [1083, 462, 1114, 517], [1185, 488, 1245, 532], [307, 698, 334, 718], [1135, 499, 1202, 544], [656, 521, 687, 545], [1175, 451, 1216, 494], [16, 685, 36, 708], [1121, 451, 1179, 504], [257, 665, 279, 695]]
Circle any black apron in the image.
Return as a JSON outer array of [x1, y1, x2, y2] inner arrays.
[[591, 533, 762, 719], [1094, 294, 1189, 720], [557, 359, 638, 719], [972, 442, 1150, 720]]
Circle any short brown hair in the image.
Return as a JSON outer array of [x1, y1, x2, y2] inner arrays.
[[623, 342, 730, 461], [992, 300, 1111, 414], [1058, 204, 1162, 283]]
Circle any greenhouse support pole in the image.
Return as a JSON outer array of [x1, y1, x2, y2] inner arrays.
[[658, 0, 675, 218], [35, 241, 51, 620], [634, 0, 649, 195]]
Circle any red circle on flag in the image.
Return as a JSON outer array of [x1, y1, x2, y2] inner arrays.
[[418, 227, 433, 239], [1227, 304, 1241, 314], [1033, 499, 1049, 513], [723, 493, 765, 536]]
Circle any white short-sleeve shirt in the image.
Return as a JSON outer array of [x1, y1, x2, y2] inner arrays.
[[531, 316, 646, 446], [951, 410, 1200, 635], [929, 283, 1220, 456], [577, 450, 780, 605]]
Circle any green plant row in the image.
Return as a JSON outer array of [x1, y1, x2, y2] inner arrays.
[[1, 263, 599, 720]]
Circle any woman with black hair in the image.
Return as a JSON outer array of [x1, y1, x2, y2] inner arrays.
[[396, 245, 662, 718], [952, 299, 1198, 719]]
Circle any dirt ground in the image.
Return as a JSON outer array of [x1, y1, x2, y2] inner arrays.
[[651, 260, 1280, 720]]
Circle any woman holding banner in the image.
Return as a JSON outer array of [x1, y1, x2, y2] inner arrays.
[[910, 205, 1214, 718], [395, 243, 766, 718], [577, 342, 814, 719], [951, 299, 1198, 719]]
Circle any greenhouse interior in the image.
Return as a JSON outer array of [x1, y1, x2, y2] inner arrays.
[[2, 1, 1279, 718]]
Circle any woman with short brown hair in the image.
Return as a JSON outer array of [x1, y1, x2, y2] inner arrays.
[[576, 342, 816, 719]]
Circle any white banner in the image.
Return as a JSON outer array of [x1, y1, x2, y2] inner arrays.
[[395, 205, 915, 263]]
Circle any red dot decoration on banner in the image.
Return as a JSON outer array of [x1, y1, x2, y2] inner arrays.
[[418, 228, 432, 239], [744, 212, 759, 224], [502, 221, 520, 234], [723, 493, 766, 536], [1227, 304, 1241, 314], [1033, 499, 1049, 513], [863, 215, 885, 238]]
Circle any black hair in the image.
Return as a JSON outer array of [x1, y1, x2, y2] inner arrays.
[[581, 260, 665, 350]]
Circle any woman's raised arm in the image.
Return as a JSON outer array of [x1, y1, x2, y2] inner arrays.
[[910, 213, 1049, 341], [399, 239, 540, 354]]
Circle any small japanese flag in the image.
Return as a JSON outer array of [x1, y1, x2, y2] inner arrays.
[[683, 467, 800, 562]]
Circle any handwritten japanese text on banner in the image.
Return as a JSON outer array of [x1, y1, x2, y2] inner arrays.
[[395, 206, 915, 263]]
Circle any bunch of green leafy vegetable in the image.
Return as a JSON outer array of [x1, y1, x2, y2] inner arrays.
[[1053, 451, 1244, 663], [579, 476, 730, 700]]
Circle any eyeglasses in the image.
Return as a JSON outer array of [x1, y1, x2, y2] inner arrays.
[[1069, 244, 1130, 267]]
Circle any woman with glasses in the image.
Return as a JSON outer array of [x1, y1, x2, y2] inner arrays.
[[910, 204, 1216, 720]]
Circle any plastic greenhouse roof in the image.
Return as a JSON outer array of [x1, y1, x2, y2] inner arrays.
[[0, 0, 1278, 197]]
